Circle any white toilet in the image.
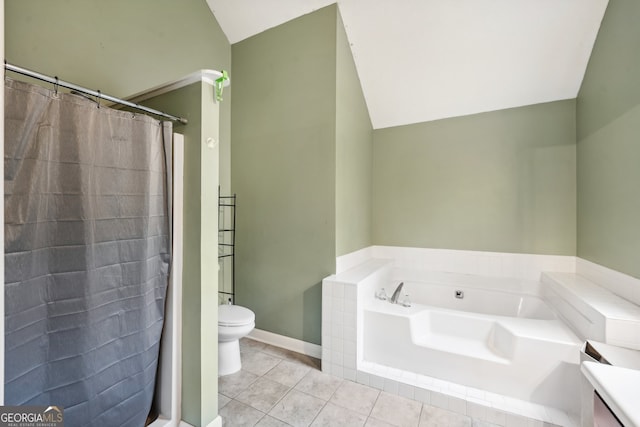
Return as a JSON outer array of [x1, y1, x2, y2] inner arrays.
[[218, 304, 255, 376]]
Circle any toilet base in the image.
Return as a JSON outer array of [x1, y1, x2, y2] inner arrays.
[[218, 339, 242, 376]]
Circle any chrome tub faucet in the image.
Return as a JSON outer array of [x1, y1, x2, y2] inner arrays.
[[390, 282, 404, 304]]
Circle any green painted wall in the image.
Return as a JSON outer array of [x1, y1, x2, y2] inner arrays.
[[577, 1, 640, 278], [335, 11, 373, 256], [372, 100, 577, 255], [5, 0, 229, 101], [137, 85, 202, 423], [6, 2, 228, 425], [5, 0, 232, 196], [141, 82, 220, 427], [231, 6, 339, 345]]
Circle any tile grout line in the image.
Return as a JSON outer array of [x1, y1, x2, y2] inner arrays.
[[292, 366, 344, 427], [366, 388, 383, 424], [304, 373, 350, 427], [245, 347, 329, 427], [232, 341, 543, 427], [417, 403, 425, 427], [224, 346, 289, 426], [253, 352, 292, 426], [285, 362, 324, 427]]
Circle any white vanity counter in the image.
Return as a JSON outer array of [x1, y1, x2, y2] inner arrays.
[[581, 361, 640, 427]]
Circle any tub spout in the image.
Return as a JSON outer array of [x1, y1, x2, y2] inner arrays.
[[390, 282, 404, 304]]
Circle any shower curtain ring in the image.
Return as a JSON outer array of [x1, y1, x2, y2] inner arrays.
[[53, 76, 59, 95], [96, 90, 101, 109]]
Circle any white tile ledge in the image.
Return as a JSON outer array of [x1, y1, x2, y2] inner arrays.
[[542, 272, 640, 350], [543, 272, 640, 321], [338, 245, 576, 282], [336, 246, 375, 274], [577, 258, 640, 307], [329, 258, 393, 285]]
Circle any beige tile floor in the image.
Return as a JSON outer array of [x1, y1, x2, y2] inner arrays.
[[219, 338, 504, 427]]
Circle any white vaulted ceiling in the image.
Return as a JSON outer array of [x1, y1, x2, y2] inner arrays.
[[207, 0, 609, 129]]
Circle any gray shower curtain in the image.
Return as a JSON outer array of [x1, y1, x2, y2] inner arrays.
[[4, 77, 172, 427]]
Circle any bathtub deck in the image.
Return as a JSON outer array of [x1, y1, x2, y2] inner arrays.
[[322, 258, 586, 427]]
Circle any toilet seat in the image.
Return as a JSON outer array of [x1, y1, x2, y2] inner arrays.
[[219, 304, 255, 327]]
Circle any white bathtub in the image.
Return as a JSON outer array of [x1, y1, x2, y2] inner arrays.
[[363, 280, 582, 412], [400, 280, 556, 319]]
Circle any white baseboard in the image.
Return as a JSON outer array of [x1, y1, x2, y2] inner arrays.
[[148, 417, 173, 427], [204, 416, 222, 427], [147, 418, 216, 427], [248, 328, 322, 359]]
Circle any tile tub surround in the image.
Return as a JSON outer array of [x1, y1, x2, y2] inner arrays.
[[576, 258, 640, 307], [325, 247, 640, 426], [324, 249, 586, 426], [336, 246, 576, 280], [542, 272, 640, 350], [219, 338, 560, 427], [337, 246, 640, 312], [322, 277, 578, 427]]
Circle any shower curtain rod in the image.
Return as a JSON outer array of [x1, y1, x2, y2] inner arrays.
[[4, 61, 188, 125]]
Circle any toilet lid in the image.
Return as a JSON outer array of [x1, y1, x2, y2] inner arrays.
[[219, 304, 255, 326]]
